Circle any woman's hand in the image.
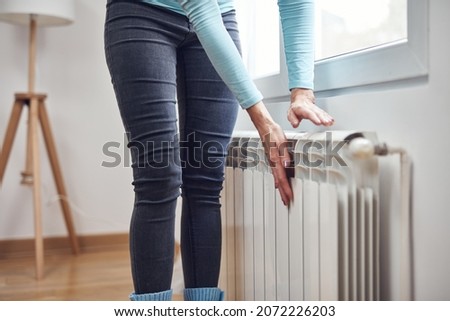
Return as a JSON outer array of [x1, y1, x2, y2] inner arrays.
[[246, 101, 293, 206], [288, 88, 334, 128]]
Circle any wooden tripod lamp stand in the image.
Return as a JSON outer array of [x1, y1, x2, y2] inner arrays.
[[0, 0, 80, 280]]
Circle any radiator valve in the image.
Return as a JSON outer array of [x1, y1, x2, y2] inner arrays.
[[348, 137, 390, 159]]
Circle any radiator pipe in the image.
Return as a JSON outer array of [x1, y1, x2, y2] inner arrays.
[[348, 137, 412, 301]]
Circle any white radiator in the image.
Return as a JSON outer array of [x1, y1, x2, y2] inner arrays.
[[219, 130, 385, 301]]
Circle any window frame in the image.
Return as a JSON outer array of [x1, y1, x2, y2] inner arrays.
[[252, 0, 428, 101]]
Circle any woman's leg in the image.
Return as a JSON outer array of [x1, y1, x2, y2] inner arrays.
[[104, 1, 188, 297], [176, 10, 240, 296]]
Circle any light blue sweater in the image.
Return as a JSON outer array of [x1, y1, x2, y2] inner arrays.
[[141, 0, 314, 108]]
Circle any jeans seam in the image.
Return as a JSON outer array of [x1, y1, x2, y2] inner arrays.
[[178, 45, 198, 287]]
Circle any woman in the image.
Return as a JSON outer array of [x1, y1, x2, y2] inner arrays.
[[104, 0, 334, 301]]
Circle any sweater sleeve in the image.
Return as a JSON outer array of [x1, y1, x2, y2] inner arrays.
[[177, 0, 263, 109], [278, 0, 315, 90]]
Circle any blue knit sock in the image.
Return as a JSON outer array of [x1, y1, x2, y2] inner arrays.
[[184, 287, 224, 301], [129, 289, 173, 301]]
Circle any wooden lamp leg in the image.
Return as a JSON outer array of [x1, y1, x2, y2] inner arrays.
[[21, 108, 34, 185], [38, 99, 80, 255], [29, 96, 45, 280], [0, 100, 24, 185]]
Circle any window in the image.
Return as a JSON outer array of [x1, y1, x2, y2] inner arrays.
[[236, 0, 280, 79], [235, 0, 428, 100], [315, 0, 407, 60]]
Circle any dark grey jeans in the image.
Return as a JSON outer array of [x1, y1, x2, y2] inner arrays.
[[104, 0, 240, 294]]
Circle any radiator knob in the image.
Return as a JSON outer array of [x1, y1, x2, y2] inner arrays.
[[348, 137, 374, 159]]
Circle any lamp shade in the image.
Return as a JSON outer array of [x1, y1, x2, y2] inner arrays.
[[0, 0, 75, 27]]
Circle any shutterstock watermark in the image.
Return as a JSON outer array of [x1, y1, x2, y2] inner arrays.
[[101, 132, 348, 169], [101, 133, 225, 169], [237, 132, 347, 169]]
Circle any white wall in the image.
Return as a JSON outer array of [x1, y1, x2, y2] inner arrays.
[[0, 0, 449, 301]]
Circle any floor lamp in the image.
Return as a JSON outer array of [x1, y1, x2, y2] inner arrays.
[[0, 0, 80, 280]]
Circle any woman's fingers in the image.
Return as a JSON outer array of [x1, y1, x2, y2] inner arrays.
[[274, 159, 293, 206], [289, 103, 334, 127], [287, 107, 301, 128], [263, 128, 293, 206], [288, 88, 334, 128]]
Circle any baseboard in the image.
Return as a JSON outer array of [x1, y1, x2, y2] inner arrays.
[[0, 233, 129, 259]]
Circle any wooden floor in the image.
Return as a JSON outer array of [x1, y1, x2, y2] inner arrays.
[[0, 246, 135, 301], [0, 235, 184, 301]]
